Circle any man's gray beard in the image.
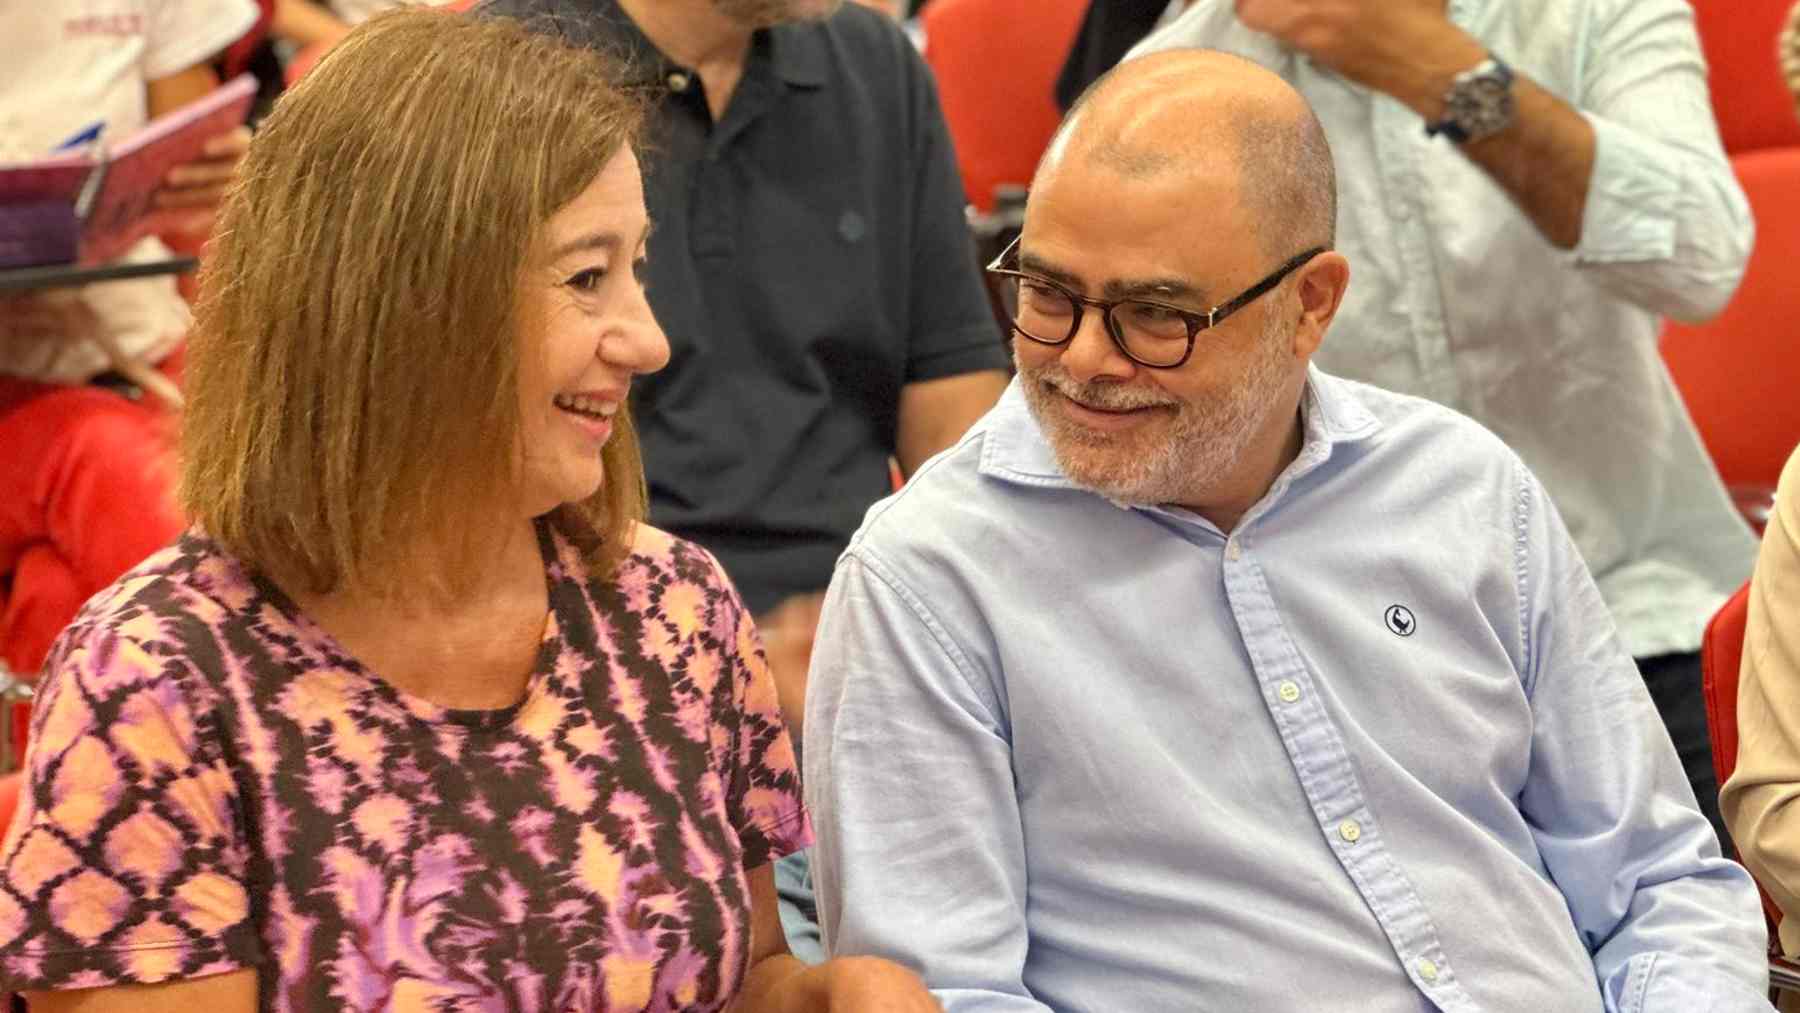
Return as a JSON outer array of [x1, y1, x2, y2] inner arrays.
[[710, 0, 843, 28], [1018, 315, 1291, 508]]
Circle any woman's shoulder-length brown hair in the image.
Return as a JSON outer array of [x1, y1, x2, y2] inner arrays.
[[182, 10, 650, 599]]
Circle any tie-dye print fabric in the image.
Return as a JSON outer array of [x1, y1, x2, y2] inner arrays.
[[0, 520, 809, 1010]]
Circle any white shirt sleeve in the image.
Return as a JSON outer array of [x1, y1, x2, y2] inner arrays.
[[1570, 0, 1755, 324], [1510, 464, 1773, 1010], [142, 0, 262, 81]]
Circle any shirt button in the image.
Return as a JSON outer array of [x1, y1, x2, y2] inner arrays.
[[1277, 680, 1301, 704], [1417, 958, 1439, 982], [1225, 540, 1241, 561], [1338, 819, 1362, 844], [666, 70, 692, 92]]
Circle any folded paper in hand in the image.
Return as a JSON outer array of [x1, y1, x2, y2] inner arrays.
[[0, 74, 257, 270]]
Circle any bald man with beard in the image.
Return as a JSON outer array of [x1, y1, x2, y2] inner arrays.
[[803, 50, 1773, 1012]]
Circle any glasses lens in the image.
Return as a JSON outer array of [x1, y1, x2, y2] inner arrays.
[[1115, 301, 1192, 366], [1007, 276, 1077, 344]]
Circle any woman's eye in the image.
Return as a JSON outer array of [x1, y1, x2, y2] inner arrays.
[[566, 268, 607, 292]]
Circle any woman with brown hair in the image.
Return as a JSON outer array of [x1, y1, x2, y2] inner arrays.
[[0, 11, 934, 1011]]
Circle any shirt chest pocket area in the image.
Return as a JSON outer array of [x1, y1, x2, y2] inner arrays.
[[1291, 624, 1536, 809]]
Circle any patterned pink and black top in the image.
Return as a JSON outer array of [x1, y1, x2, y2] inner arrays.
[[0, 520, 810, 1011]]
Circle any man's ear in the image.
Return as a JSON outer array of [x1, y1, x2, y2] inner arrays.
[[1290, 251, 1350, 361]]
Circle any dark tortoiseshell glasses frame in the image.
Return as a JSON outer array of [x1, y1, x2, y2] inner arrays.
[[985, 235, 1327, 369]]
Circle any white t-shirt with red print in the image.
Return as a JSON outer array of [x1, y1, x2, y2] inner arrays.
[[0, 0, 257, 383]]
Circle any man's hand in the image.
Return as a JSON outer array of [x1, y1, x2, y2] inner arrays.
[[817, 957, 942, 1012], [1234, 0, 1486, 115], [155, 126, 252, 234]]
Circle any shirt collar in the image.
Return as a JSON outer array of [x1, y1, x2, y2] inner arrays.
[[979, 365, 1382, 498], [594, 0, 826, 91]]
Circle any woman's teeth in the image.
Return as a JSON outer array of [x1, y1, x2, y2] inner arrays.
[[554, 393, 619, 418]]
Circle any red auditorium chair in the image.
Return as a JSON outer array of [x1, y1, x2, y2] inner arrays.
[[1664, 0, 1800, 533], [1702, 582, 1800, 996], [1661, 147, 1800, 533], [1691, 0, 1800, 154], [922, 0, 1086, 212]]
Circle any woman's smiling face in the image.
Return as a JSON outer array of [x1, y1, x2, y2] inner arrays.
[[514, 148, 669, 517]]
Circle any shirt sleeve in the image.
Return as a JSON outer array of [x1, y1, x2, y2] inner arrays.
[[898, 37, 1011, 384], [706, 553, 811, 870], [0, 621, 260, 992], [805, 550, 1052, 1011], [143, 0, 261, 81], [1720, 447, 1800, 953], [1570, 0, 1754, 324], [1510, 465, 1773, 1011]]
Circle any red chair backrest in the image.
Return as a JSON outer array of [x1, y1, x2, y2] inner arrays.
[[1662, 147, 1800, 495], [922, 0, 1086, 212], [1702, 581, 1787, 938], [1691, 0, 1800, 154]]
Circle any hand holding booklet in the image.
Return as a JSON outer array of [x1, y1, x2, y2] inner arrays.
[[0, 74, 257, 270]]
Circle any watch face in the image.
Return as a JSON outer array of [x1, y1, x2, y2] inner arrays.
[[1448, 70, 1517, 141]]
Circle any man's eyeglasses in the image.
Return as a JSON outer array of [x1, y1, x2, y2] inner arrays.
[[984, 236, 1326, 369]]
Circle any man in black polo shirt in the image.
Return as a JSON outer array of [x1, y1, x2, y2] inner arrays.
[[479, 0, 1011, 960]]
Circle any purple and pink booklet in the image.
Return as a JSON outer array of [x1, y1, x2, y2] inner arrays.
[[0, 74, 256, 269]]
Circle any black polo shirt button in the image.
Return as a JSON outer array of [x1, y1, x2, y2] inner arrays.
[[837, 210, 866, 243], [666, 70, 692, 92]]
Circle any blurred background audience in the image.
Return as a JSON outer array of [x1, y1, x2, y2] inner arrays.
[[0, 0, 256, 681]]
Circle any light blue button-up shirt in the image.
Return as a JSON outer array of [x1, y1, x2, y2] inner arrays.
[[1133, 0, 1757, 659], [806, 372, 1771, 1011]]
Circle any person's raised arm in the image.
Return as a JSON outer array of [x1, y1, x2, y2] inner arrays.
[[806, 551, 1053, 1012], [1509, 465, 1772, 1011], [1232, 0, 1751, 321]]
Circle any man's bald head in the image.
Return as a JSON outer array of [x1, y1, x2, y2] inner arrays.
[[1038, 49, 1337, 258]]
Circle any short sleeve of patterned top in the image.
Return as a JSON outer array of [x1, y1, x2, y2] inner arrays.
[[0, 520, 811, 1010]]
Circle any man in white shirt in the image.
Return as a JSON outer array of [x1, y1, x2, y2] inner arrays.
[[0, 0, 259, 676], [1133, 0, 1757, 849]]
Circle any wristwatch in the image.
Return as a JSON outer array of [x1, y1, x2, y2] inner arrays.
[[1425, 55, 1517, 144]]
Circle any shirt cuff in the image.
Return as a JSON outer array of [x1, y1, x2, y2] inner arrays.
[[1606, 951, 1772, 1012], [1573, 113, 1680, 265]]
